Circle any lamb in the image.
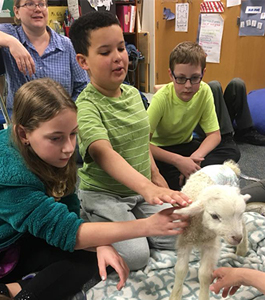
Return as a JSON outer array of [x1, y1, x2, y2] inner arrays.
[[169, 160, 251, 300]]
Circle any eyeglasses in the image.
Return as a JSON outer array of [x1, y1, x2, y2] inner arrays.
[[171, 71, 202, 85], [17, 1, 47, 10]]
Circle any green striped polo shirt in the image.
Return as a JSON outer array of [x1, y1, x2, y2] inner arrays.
[[76, 83, 151, 196]]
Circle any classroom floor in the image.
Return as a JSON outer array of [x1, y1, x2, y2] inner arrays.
[[237, 142, 265, 188]]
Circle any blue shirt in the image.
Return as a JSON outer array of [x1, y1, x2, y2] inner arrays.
[[0, 24, 89, 109]]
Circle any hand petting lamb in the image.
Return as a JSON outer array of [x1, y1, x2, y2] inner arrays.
[[169, 160, 251, 300]]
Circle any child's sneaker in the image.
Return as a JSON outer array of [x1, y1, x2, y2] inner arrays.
[[234, 127, 265, 146]]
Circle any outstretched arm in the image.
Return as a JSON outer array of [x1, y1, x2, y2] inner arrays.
[[75, 206, 189, 250], [210, 267, 265, 297], [149, 147, 168, 188], [0, 31, 35, 76], [76, 207, 188, 291], [89, 139, 191, 206]]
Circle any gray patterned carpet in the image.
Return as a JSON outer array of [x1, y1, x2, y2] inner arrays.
[[237, 143, 265, 188]]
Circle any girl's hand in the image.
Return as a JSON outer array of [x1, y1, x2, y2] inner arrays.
[[145, 206, 190, 236], [96, 245, 129, 290], [210, 267, 241, 297]]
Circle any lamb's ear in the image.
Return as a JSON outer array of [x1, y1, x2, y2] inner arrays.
[[175, 200, 204, 216], [243, 194, 251, 202]]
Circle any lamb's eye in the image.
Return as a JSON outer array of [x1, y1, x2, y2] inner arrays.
[[211, 214, 220, 221]]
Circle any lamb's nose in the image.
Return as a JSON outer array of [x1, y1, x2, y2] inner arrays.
[[232, 235, 242, 244]]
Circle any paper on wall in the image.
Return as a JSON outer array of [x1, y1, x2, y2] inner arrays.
[[227, 0, 241, 7], [197, 14, 224, 63], [239, 0, 265, 36], [175, 3, 189, 32]]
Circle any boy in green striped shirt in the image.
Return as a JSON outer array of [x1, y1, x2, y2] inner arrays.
[[69, 11, 191, 270]]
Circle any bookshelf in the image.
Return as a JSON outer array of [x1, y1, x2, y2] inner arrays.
[[115, 1, 138, 86], [115, 1, 137, 47]]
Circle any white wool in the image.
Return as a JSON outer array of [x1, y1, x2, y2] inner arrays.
[[169, 161, 251, 300]]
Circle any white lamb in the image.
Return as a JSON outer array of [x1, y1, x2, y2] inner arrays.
[[169, 160, 251, 300]]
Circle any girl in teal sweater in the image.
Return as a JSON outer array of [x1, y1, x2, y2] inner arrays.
[[0, 78, 189, 300]]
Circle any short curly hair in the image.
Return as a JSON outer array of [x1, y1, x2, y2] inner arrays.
[[69, 11, 120, 56]]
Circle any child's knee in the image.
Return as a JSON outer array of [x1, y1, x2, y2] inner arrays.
[[229, 78, 246, 91], [125, 248, 150, 271], [114, 239, 150, 271], [148, 235, 177, 251], [208, 80, 222, 94], [80, 208, 90, 222]]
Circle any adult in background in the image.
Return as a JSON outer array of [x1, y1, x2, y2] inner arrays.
[[0, 0, 88, 110]]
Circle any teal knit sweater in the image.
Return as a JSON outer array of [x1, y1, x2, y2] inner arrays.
[[0, 128, 83, 252]]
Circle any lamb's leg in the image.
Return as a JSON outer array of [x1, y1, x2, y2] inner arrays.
[[236, 220, 248, 256], [169, 245, 192, 300], [198, 240, 220, 300]]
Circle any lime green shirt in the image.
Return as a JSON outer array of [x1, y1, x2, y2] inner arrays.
[[76, 83, 151, 196], [147, 81, 219, 146]]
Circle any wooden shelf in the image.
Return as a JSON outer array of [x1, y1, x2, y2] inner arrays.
[[0, 17, 14, 24], [115, 0, 138, 87], [116, 1, 136, 4]]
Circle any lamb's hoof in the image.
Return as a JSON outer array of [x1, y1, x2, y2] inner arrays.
[[236, 244, 247, 256], [169, 290, 182, 300], [236, 248, 247, 257], [169, 295, 180, 300]]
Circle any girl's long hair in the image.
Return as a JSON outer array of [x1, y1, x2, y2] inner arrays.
[[12, 78, 77, 200]]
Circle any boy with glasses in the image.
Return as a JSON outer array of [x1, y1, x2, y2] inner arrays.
[[147, 41, 240, 190]]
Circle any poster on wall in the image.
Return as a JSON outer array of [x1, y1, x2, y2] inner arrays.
[[175, 3, 189, 32], [197, 14, 224, 63], [239, 0, 265, 36], [200, 1, 224, 13], [1, 0, 13, 16]]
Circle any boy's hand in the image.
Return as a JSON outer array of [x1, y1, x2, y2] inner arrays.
[[145, 206, 189, 236], [142, 185, 191, 206], [179, 174, 185, 187], [190, 153, 204, 166], [174, 156, 201, 179], [96, 245, 129, 291]]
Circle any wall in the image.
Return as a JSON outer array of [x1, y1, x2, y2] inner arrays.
[[141, 0, 155, 93], [142, 0, 265, 93]]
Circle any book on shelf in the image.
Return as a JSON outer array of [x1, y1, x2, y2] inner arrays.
[[116, 5, 131, 33], [129, 5, 136, 33]]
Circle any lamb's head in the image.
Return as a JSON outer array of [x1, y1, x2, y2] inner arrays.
[[198, 185, 250, 245], [177, 185, 251, 245]]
